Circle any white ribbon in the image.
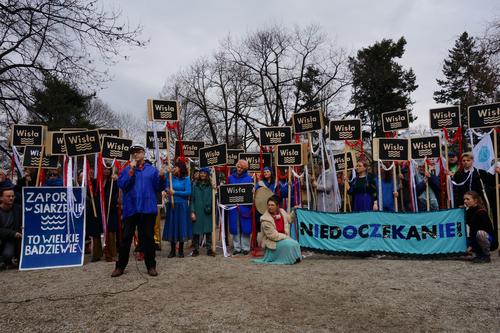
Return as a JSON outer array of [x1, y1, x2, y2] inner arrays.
[[377, 160, 383, 211], [217, 203, 238, 258], [304, 165, 310, 210], [325, 146, 341, 212], [319, 132, 327, 211]]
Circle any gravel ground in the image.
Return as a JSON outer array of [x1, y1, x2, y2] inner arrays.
[[1, 246, 500, 332]]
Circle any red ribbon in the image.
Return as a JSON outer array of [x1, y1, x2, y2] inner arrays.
[[443, 127, 463, 161], [166, 121, 185, 163], [344, 139, 364, 161]]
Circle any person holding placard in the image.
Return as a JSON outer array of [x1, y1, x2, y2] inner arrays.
[[163, 160, 192, 258], [414, 162, 440, 211], [228, 160, 253, 256], [102, 167, 119, 262], [111, 144, 166, 278], [346, 161, 378, 212], [377, 163, 398, 212], [0, 188, 22, 269], [190, 167, 214, 257], [464, 191, 498, 263], [253, 196, 301, 265]]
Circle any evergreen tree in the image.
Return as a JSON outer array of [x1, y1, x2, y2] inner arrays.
[[434, 31, 499, 127], [295, 65, 323, 110], [348, 37, 418, 137], [26, 75, 94, 130]]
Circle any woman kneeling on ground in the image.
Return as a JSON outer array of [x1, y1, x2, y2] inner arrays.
[[463, 191, 498, 263], [253, 196, 301, 265]]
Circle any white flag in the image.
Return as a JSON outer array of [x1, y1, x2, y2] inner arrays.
[[473, 134, 495, 171]]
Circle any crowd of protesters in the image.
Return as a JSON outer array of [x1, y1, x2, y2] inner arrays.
[[0, 147, 498, 273]]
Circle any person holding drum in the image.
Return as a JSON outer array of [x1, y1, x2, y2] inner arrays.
[[253, 195, 301, 265]]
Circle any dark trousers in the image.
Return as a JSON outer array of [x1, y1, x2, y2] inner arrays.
[[193, 233, 212, 251], [116, 214, 156, 270], [0, 239, 20, 264]]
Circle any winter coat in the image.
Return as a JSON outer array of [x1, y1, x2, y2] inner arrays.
[[260, 208, 291, 250], [191, 181, 213, 235], [228, 170, 253, 235]]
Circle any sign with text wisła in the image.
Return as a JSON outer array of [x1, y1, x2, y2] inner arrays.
[[23, 146, 59, 169], [468, 102, 500, 129], [146, 131, 167, 149], [10, 124, 45, 147], [98, 128, 122, 143], [259, 126, 292, 146], [227, 149, 244, 167], [175, 140, 205, 159], [46, 132, 66, 156], [382, 109, 409, 132], [219, 183, 254, 206], [276, 143, 305, 166], [239, 153, 273, 171], [20, 187, 86, 270], [296, 209, 466, 256], [199, 144, 227, 167], [410, 136, 441, 160], [430, 106, 460, 130], [64, 130, 100, 157], [148, 99, 179, 122], [333, 151, 356, 171], [374, 138, 409, 161], [101, 136, 132, 161], [329, 119, 362, 141], [292, 109, 324, 134]]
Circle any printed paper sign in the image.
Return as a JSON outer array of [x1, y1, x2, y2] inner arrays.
[[275, 143, 305, 166], [259, 127, 292, 146], [10, 124, 45, 147], [227, 149, 244, 167], [148, 99, 179, 122], [292, 109, 324, 133], [219, 183, 254, 206], [429, 106, 460, 130], [410, 136, 441, 160], [239, 152, 273, 171], [101, 136, 132, 161], [329, 119, 362, 141], [146, 131, 167, 149], [64, 130, 100, 157], [468, 102, 500, 129], [23, 146, 59, 169], [374, 138, 409, 161], [175, 140, 205, 159], [382, 110, 409, 132], [20, 187, 85, 270], [199, 144, 227, 167]]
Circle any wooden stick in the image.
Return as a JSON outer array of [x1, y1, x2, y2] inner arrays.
[[425, 162, 430, 212], [211, 166, 217, 254], [165, 126, 174, 208], [274, 145, 279, 193], [377, 161, 382, 211], [35, 146, 45, 186], [287, 166, 292, 213], [393, 162, 398, 212], [494, 129, 500, 256], [106, 166, 115, 224], [398, 165, 404, 211], [343, 149, 348, 212]]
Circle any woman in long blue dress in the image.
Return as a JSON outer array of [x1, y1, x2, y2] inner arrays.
[[347, 161, 378, 212], [253, 196, 301, 265], [163, 160, 192, 258]]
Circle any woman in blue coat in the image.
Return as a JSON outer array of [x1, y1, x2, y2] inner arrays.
[[228, 159, 253, 255], [163, 160, 192, 258]]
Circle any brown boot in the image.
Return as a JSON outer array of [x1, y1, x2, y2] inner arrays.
[[147, 267, 158, 277], [111, 268, 123, 277]]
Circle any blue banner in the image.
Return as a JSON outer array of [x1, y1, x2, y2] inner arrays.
[[296, 209, 466, 256], [20, 187, 86, 270]]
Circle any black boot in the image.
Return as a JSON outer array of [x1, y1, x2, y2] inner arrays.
[[178, 242, 184, 258], [167, 243, 176, 258]]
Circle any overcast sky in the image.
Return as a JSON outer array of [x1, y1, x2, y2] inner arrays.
[[97, 0, 500, 128]]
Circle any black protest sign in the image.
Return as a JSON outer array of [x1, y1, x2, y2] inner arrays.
[[60, 128, 87, 132], [64, 130, 100, 157], [410, 136, 441, 160], [10, 124, 45, 147], [375, 138, 409, 161], [146, 131, 167, 149], [23, 146, 59, 169], [259, 126, 292, 146], [382, 110, 409, 132], [199, 144, 227, 167], [98, 129, 122, 143], [239, 153, 273, 171], [227, 149, 244, 167], [175, 140, 205, 159], [333, 151, 356, 171], [219, 183, 254, 206], [101, 136, 132, 161], [45, 131, 66, 156], [429, 106, 460, 130], [276, 143, 305, 166], [292, 109, 324, 134], [329, 119, 362, 141], [468, 102, 500, 129], [147, 99, 179, 122]]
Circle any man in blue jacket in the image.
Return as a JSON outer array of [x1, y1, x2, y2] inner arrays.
[[228, 160, 254, 255], [111, 144, 166, 277]]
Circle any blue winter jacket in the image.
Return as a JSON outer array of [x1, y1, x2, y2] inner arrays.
[[118, 162, 165, 219], [166, 176, 191, 203], [228, 170, 254, 235]]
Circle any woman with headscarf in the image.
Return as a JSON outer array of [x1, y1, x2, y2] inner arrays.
[[163, 160, 192, 258]]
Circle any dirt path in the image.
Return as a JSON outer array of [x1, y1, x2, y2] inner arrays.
[[1, 249, 500, 332]]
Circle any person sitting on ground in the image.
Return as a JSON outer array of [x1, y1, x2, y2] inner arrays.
[[253, 196, 301, 265], [0, 188, 22, 269], [463, 191, 498, 263]]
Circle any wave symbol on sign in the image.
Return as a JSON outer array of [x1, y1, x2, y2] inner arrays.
[[484, 116, 500, 125], [387, 151, 400, 158], [75, 143, 93, 150], [437, 119, 452, 127], [418, 149, 433, 156], [20, 138, 35, 145]]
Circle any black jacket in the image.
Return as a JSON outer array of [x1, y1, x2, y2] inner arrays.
[[0, 204, 22, 240]]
